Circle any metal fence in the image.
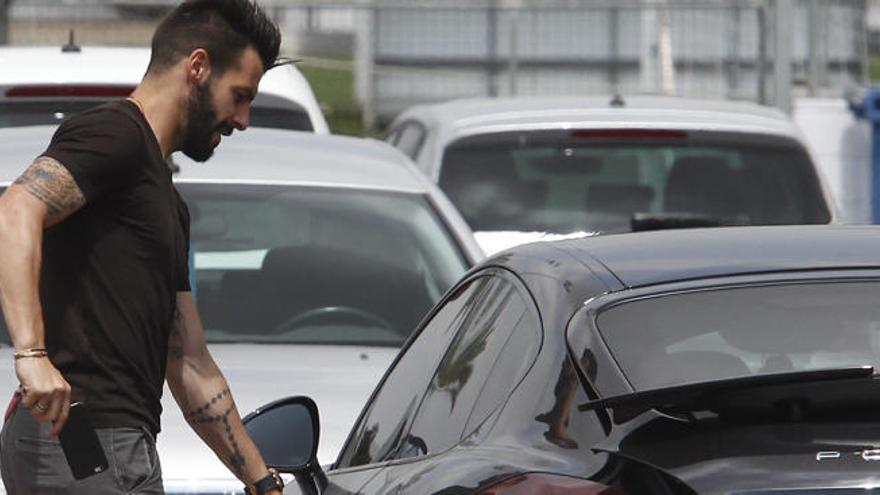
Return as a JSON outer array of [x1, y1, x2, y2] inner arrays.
[[0, 0, 870, 126], [357, 0, 867, 124]]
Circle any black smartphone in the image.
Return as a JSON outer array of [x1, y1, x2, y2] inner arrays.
[[58, 402, 108, 480]]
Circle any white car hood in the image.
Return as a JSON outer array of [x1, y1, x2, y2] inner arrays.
[[0, 344, 398, 493]]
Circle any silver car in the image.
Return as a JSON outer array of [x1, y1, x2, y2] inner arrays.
[[0, 125, 483, 493], [387, 96, 836, 254]]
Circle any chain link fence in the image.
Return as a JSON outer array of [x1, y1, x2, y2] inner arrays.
[[0, 0, 870, 130]]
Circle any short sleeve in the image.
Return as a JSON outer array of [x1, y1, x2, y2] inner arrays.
[[41, 106, 144, 202]]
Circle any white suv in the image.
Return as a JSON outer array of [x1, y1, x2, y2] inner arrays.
[[0, 45, 329, 133], [388, 96, 836, 254]]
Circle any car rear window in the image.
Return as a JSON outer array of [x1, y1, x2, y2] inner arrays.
[[439, 129, 831, 234], [0, 101, 314, 132], [594, 281, 880, 391]]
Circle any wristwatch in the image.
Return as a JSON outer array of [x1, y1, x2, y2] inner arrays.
[[244, 468, 284, 495]]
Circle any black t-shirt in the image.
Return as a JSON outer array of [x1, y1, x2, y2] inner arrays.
[[40, 100, 190, 435]]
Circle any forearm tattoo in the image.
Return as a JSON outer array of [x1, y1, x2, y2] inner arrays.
[[14, 157, 85, 220], [185, 388, 246, 477]]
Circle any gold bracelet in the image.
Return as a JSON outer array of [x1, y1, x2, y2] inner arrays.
[[14, 348, 48, 360]]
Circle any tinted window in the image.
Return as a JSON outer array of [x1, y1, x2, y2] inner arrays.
[[464, 304, 540, 435], [178, 184, 468, 346], [396, 276, 527, 458], [337, 278, 488, 468], [439, 130, 830, 234], [0, 101, 314, 131], [384, 127, 402, 145], [393, 122, 427, 160], [249, 106, 313, 131], [596, 281, 880, 391]]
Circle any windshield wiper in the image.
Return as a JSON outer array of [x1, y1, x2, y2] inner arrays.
[[579, 366, 876, 424]]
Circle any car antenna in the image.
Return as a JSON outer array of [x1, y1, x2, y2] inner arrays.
[[62, 30, 81, 53], [609, 93, 625, 108]]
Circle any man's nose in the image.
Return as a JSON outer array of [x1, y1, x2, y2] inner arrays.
[[233, 106, 250, 130]]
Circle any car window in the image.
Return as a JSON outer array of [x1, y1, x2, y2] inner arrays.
[[392, 122, 427, 160], [595, 280, 880, 391], [248, 106, 314, 131], [0, 101, 314, 131], [384, 127, 402, 145], [336, 277, 489, 468], [438, 129, 830, 234], [392, 275, 529, 459], [177, 183, 469, 346], [463, 298, 540, 435]]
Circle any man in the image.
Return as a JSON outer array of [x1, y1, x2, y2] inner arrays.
[[0, 1, 285, 493]]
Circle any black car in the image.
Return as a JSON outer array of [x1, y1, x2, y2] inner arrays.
[[245, 226, 880, 494]]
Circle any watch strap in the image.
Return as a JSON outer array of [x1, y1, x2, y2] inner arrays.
[[244, 468, 284, 495]]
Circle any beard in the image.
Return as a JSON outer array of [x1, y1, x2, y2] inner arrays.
[[181, 80, 220, 162]]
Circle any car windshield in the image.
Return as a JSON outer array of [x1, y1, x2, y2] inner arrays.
[[0, 101, 314, 131], [439, 130, 830, 234], [594, 281, 880, 392], [178, 183, 468, 346]]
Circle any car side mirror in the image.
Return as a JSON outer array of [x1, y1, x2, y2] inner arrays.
[[243, 396, 320, 473]]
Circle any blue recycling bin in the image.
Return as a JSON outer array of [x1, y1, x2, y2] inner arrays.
[[848, 87, 880, 223]]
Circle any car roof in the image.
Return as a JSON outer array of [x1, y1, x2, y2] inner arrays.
[[0, 46, 329, 133], [506, 225, 880, 289], [396, 95, 802, 141], [174, 128, 431, 193], [0, 125, 430, 193]]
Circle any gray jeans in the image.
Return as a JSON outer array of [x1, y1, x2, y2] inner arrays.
[[0, 395, 164, 494]]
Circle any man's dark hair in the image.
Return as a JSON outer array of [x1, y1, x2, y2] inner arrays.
[[147, 0, 281, 75]]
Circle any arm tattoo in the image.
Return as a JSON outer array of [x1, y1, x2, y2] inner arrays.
[[14, 157, 85, 220], [185, 388, 246, 476]]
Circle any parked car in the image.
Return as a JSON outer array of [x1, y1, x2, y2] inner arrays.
[[245, 225, 880, 494], [0, 45, 330, 133], [388, 96, 836, 254], [0, 125, 483, 493]]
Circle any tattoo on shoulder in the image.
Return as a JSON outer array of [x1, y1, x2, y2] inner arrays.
[[185, 388, 246, 476], [14, 156, 85, 217]]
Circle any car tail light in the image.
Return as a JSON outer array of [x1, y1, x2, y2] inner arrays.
[[478, 473, 625, 495], [570, 129, 688, 140], [6, 85, 135, 98]]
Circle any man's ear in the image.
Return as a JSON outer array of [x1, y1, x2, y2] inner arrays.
[[186, 49, 212, 85]]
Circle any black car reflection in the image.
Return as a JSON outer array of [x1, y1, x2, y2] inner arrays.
[[245, 226, 880, 495]]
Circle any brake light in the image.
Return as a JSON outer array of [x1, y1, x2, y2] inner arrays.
[[570, 129, 688, 140], [6, 85, 135, 98], [478, 473, 624, 495]]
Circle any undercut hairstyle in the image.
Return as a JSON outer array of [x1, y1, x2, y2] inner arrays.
[[147, 0, 281, 76]]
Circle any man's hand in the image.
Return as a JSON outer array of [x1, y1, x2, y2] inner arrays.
[[15, 356, 71, 436]]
